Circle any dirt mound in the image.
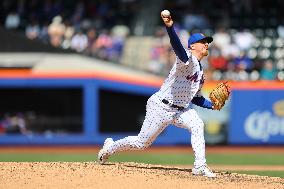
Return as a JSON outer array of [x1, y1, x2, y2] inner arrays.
[[0, 162, 283, 189]]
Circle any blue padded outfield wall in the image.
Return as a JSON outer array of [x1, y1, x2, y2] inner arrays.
[[0, 77, 192, 145], [0, 77, 283, 145]]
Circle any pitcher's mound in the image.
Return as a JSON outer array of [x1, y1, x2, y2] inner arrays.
[[1, 162, 283, 189]]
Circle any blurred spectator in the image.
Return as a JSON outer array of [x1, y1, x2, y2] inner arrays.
[[61, 21, 75, 49], [277, 24, 284, 39], [84, 28, 97, 56], [93, 30, 113, 60], [25, 19, 40, 40], [212, 27, 231, 55], [277, 71, 284, 81], [111, 25, 130, 39], [107, 35, 124, 62], [1, 113, 27, 135], [233, 29, 255, 51], [221, 42, 240, 60], [107, 25, 130, 62], [208, 45, 228, 71], [48, 15, 65, 47], [5, 11, 20, 29], [260, 60, 277, 80], [71, 30, 88, 52], [233, 51, 254, 71]]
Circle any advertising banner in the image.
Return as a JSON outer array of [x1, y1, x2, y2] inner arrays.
[[229, 90, 284, 144]]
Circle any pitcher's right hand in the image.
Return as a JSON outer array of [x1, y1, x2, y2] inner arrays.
[[161, 11, 173, 27]]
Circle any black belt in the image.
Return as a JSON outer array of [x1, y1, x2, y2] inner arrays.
[[162, 99, 184, 111]]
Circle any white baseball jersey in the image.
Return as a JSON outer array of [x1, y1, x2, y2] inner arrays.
[[156, 50, 204, 107]]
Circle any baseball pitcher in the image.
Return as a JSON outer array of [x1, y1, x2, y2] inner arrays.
[[98, 10, 230, 178]]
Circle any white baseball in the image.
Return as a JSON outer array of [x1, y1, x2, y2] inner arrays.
[[161, 10, 170, 17]]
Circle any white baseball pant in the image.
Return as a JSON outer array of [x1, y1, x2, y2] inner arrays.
[[104, 94, 206, 168]]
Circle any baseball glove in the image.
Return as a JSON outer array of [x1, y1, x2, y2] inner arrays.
[[209, 82, 230, 110]]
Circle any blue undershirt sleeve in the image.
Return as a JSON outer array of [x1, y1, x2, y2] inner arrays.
[[191, 96, 213, 109], [166, 26, 189, 63]]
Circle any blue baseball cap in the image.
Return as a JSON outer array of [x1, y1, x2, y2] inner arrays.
[[188, 33, 213, 48]]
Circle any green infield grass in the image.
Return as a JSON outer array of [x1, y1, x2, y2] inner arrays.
[[0, 153, 283, 165]]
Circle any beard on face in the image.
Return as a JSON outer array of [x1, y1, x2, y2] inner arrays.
[[202, 48, 209, 56], [204, 50, 209, 56]]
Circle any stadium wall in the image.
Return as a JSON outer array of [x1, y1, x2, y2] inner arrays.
[[0, 72, 283, 145]]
